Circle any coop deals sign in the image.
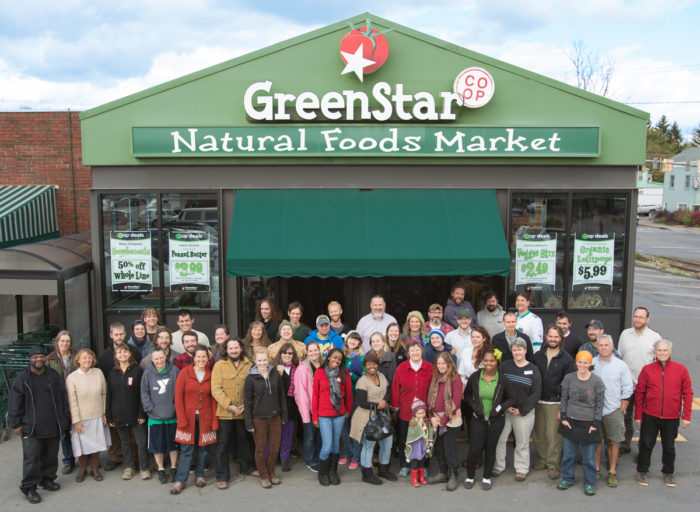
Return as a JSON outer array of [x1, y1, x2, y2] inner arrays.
[[110, 232, 152, 292], [515, 233, 557, 286], [169, 232, 210, 291], [572, 233, 614, 287]]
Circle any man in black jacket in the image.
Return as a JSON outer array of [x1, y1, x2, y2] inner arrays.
[[492, 312, 533, 362], [7, 347, 70, 504], [531, 325, 576, 481]]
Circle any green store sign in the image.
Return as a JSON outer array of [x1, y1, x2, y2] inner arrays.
[[132, 126, 599, 158]]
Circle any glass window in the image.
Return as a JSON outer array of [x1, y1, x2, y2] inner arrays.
[[510, 194, 566, 309], [102, 193, 159, 309], [670, 175, 675, 187], [240, 277, 279, 332], [568, 194, 626, 309], [685, 175, 691, 188], [161, 193, 219, 310]]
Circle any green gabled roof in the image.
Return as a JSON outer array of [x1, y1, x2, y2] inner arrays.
[[81, 12, 646, 121]]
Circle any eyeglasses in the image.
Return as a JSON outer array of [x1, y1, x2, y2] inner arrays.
[[282, 351, 294, 355]]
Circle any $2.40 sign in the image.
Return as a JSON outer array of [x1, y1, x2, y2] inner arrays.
[[515, 234, 557, 286], [572, 234, 614, 287], [169, 231, 210, 291]]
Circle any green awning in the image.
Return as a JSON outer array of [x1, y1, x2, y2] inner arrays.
[[226, 189, 510, 278], [0, 186, 59, 249]]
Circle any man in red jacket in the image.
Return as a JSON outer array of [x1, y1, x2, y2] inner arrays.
[[634, 339, 693, 488]]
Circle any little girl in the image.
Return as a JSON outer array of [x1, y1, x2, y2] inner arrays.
[[405, 398, 435, 487]]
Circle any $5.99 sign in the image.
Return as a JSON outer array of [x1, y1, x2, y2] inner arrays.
[[572, 234, 614, 287], [169, 231, 210, 291], [515, 235, 557, 286]]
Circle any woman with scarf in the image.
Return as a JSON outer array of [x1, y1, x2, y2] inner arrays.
[[244, 348, 288, 488], [463, 348, 515, 491], [350, 352, 396, 485], [46, 330, 78, 474], [340, 331, 363, 468], [128, 319, 151, 359], [312, 347, 353, 486], [557, 350, 605, 496], [426, 352, 463, 491], [402, 311, 427, 344], [272, 342, 299, 472]]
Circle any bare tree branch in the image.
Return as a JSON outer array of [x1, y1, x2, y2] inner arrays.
[[566, 40, 615, 97]]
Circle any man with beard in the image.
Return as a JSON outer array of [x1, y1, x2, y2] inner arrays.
[[477, 292, 505, 338], [174, 331, 214, 370], [532, 324, 576, 480], [8, 347, 70, 504], [444, 283, 478, 330], [424, 303, 453, 335], [492, 312, 533, 362], [580, 319, 619, 359], [555, 311, 583, 358], [355, 295, 397, 352], [618, 306, 662, 454]]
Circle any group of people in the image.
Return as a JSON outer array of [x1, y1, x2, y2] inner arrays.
[[7, 289, 694, 504]]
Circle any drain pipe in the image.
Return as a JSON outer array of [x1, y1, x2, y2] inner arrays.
[[67, 109, 78, 233]]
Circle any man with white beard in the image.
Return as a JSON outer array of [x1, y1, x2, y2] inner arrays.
[[355, 295, 397, 353]]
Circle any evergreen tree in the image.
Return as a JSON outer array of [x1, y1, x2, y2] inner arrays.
[[692, 124, 700, 147], [668, 122, 683, 147], [655, 115, 670, 135]]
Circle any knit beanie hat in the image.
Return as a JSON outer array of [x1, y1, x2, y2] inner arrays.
[[411, 397, 427, 415], [406, 310, 425, 325], [429, 329, 445, 343]]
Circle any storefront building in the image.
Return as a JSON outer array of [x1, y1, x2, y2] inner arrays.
[[81, 14, 648, 348]]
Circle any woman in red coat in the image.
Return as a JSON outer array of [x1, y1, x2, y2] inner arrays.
[[170, 345, 218, 494], [390, 341, 433, 477], [312, 348, 353, 486]]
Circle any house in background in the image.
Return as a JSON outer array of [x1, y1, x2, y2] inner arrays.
[[636, 167, 663, 215], [662, 147, 700, 212]]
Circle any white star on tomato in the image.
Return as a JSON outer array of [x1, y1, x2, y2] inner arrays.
[[340, 44, 376, 82]]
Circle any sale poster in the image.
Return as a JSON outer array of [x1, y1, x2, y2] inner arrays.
[[515, 233, 557, 286], [572, 234, 614, 287], [110, 232, 152, 292], [169, 231, 210, 291]]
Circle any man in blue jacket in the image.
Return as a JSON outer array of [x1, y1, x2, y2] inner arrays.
[[305, 315, 344, 357], [7, 347, 70, 504]]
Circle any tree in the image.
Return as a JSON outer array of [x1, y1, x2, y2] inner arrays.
[[655, 115, 670, 136], [668, 122, 683, 147], [692, 124, 700, 147], [566, 40, 614, 97], [646, 115, 686, 182]]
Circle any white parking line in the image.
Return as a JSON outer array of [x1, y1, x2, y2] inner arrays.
[[660, 303, 700, 310], [636, 280, 700, 289], [636, 289, 700, 299]]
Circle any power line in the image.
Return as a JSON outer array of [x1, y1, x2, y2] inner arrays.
[[627, 100, 700, 105]]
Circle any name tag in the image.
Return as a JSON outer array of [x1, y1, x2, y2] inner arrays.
[[127, 377, 133, 386], [495, 405, 502, 413], [524, 370, 533, 375]]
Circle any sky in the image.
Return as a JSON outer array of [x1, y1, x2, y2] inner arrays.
[[1, 0, 699, 137]]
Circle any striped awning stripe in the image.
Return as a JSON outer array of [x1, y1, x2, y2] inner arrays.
[[0, 185, 59, 248]]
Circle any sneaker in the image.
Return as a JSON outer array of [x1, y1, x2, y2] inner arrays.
[[514, 472, 527, 482], [532, 460, 547, 471], [399, 467, 410, 477], [306, 463, 319, 473], [140, 469, 151, 480], [481, 478, 492, 490], [636, 472, 649, 486], [270, 475, 281, 485], [62, 464, 74, 475], [122, 467, 134, 480], [158, 470, 168, 484], [491, 469, 501, 478], [281, 460, 291, 472], [349, 461, 360, 470], [290, 449, 300, 458], [548, 468, 560, 480], [663, 474, 676, 487], [584, 485, 596, 496], [261, 478, 272, 489], [463, 478, 474, 489], [338, 457, 349, 465], [596, 469, 602, 480], [607, 472, 618, 488], [557, 480, 573, 490]]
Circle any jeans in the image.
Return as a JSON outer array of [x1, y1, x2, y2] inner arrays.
[[117, 424, 148, 471], [215, 418, 255, 481], [21, 435, 60, 491], [467, 416, 505, 479], [637, 413, 680, 474], [175, 417, 209, 484], [561, 437, 597, 487], [360, 433, 393, 468], [302, 422, 321, 465], [60, 429, 75, 467], [433, 425, 460, 472], [341, 418, 361, 462], [318, 416, 345, 460]]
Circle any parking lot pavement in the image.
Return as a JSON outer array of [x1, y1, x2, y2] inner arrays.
[[1, 426, 698, 512]]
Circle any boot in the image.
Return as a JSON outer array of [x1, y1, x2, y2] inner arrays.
[[410, 469, 420, 487], [318, 458, 331, 486], [418, 468, 427, 485], [328, 453, 340, 485], [377, 463, 397, 481], [446, 468, 459, 492], [361, 466, 383, 485], [427, 466, 448, 484]]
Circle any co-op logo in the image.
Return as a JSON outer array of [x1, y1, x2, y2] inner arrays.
[[453, 67, 495, 108]]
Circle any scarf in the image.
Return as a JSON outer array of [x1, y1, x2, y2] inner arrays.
[[427, 373, 456, 428], [284, 362, 296, 397], [325, 365, 342, 413]]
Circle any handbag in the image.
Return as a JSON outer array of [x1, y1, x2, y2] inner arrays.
[[364, 403, 394, 441]]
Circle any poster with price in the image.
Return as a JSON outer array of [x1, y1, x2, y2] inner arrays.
[[169, 231, 210, 291], [572, 234, 614, 287], [515, 234, 557, 286], [110, 232, 152, 292]]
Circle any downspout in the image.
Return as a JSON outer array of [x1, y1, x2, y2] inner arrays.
[[67, 110, 78, 233]]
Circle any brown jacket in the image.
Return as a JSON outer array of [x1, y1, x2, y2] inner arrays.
[[211, 357, 253, 419]]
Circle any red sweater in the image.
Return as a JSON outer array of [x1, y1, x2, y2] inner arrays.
[[312, 368, 353, 422], [174, 365, 219, 446], [390, 360, 434, 422], [635, 359, 693, 421]]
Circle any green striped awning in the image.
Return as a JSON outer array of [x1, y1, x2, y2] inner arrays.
[[0, 186, 59, 249]]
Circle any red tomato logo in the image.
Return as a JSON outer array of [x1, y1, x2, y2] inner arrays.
[[339, 20, 391, 75]]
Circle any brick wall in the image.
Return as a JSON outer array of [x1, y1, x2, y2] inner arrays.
[[0, 111, 91, 235]]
